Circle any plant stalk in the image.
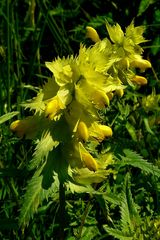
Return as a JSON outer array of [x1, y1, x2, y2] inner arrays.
[[59, 181, 65, 240]]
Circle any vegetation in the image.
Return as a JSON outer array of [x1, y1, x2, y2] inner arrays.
[[0, 0, 160, 239]]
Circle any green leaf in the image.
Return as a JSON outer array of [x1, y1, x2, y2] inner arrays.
[[120, 174, 140, 231], [67, 181, 94, 193], [126, 122, 137, 142], [138, 0, 155, 16], [41, 152, 58, 189], [0, 111, 19, 124], [73, 168, 109, 185], [119, 149, 160, 177], [143, 117, 154, 135], [19, 169, 59, 228], [103, 192, 121, 206], [29, 131, 59, 170], [103, 226, 133, 240], [21, 91, 45, 113], [80, 226, 100, 240], [103, 174, 140, 239]]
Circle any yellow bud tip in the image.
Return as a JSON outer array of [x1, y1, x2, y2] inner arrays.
[[81, 152, 98, 171], [10, 120, 21, 131], [99, 125, 113, 137], [77, 121, 89, 142], [132, 75, 148, 85], [115, 89, 124, 97], [10, 120, 25, 138], [131, 59, 151, 71], [93, 91, 110, 109], [45, 98, 60, 120], [86, 26, 100, 43]]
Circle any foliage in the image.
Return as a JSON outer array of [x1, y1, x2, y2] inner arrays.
[[0, 0, 160, 239]]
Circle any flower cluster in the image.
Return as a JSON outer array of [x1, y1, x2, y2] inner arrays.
[[10, 21, 151, 186]]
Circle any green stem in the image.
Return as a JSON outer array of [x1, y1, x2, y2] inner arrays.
[[76, 197, 91, 239], [59, 181, 65, 240]]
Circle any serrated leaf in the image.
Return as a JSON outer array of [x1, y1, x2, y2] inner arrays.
[[120, 174, 140, 231], [73, 168, 112, 185], [0, 111, 19, 124], [103, 192, 120, 205], [21, 91, 45, 113], [29, 131, 59, 170], [119, 149, 160, 177], [19, 170, 59, 228], [67, 181, 94, 193], [103, 226, 133, 240]]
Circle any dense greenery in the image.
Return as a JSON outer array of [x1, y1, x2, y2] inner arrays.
[[0, 0, 160, 239]]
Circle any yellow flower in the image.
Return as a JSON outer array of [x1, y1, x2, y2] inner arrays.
[[79, 143, 98, 171], [91, 89, 110, 109], [106, 21, 124, 44], [132, 75, 148, 85], [86, 26, 100, 43], [81, 152, 98, 171], [45, 96, 64, 120], [98, 124, 113, 138], [131, 56, 151, 71], [77, 121, 89, 142], [89, 122, 113, 142], [10, 117, 37, 139]]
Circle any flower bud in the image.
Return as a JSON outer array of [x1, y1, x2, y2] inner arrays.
[[77, 121, 89, 142], [45, 97, 60, 120], [89, 123, 113, 142], [115, 89, 124, 97], [92, 90, 110, 109], [86, 26, 100, 43], [10, 120, 27, 138], [81, 152, 98, 171], [132, 75, 147, 85], [98, 125, 113, 137], [131, 58, 151, 71]]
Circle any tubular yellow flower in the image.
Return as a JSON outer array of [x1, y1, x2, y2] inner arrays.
[[45, 97, 62, 120], [86, 26, 100, 43], [132, 75, 148, 85], [10, 118, 37, 139], [98, 124, 113, 137], [10, 120, 22, 135], [79, 142, 98, 171], [92, 90, 110, 109], [89, 122, 113, 142], [131, 58, 151, 71], [77, 121, 89, 142], [81, 152, 98, 171]]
